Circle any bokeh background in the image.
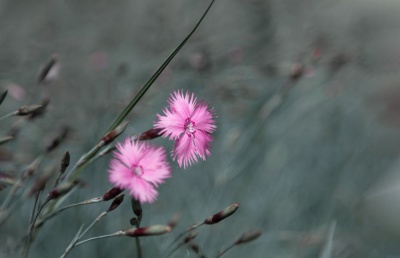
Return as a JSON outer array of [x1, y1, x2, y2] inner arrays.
[[2, 0, 400, 257]]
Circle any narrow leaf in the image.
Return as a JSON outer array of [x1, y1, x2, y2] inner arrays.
[[106, 0, 216, 132]]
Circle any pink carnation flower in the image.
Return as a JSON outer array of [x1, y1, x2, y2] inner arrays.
[[108, 138, 171, 203], [155, 90, 216, 168]]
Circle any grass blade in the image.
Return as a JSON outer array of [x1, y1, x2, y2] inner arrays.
[[106, 0, 216, 133]]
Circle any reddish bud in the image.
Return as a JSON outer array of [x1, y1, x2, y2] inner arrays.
[[16, 105, 43, 116], [38, 54, 58, 83], [28, 98, 49, 120], [235, 229, 262, 245], [130, 197, 142, 218], [124, 225, 172, 237], [184, 231, 198, 243], [46, 126, 69, 153], [60, 151, 70, 174], [102, 187, 123, 201], [47, 180, 79, 200], [102, 121, 129, 145], [107, 194, 125, 212], [0, 90, 7, 106], [136, 128, 162, 141], [0, 136, 13, 145], [167, 212, 182, 229], [204, 203, 239, 225]]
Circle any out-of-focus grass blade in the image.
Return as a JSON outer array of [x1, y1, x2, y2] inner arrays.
[[319, 220, 337, 258], [0, 90, 8, 106], [106, 0, 216, 133], [0, 136, 13, 145]]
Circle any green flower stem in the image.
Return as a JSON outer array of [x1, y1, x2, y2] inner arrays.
[[75, 231, 124, 246], [34, 197, 103, 229]]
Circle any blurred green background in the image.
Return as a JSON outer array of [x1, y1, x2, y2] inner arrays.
[[2, 0, 400, 257]]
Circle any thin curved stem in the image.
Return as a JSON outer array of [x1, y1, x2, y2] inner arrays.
[[75, 231, 124, 246]]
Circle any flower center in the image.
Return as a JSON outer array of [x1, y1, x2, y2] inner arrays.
[[133, 166, 143, 176], [184, 118, 196, 136]]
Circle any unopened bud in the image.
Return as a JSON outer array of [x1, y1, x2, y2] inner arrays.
[[60, 151, 70, 174], [102, 121, 129, 145], [38, 54, 58, 83], [29, 170, 54, 196], [124, 225, 171, 237], [131, 197, 142, 218], [46, 126, 69, 153], [0, 136, 13, 145], [0, 172, 16, 187], [190, 243, 200, 254], [204, 203, 239, 225], [23, 158, 41, 180], [102, 187, 123, 201], [167, 212, 182, 229], [130, 217, 139, 226], [107, 194, 125, 212], [136, 128, 162, 141], [28, 98, 49, 120], [235, 229, 262, 245], [47, 180, 79, 200], [184, 231, 198, 243], [16, 105, 43, 116], [0, 90, 8, 106]]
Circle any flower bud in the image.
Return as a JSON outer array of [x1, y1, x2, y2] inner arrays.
[[123, 225, 171, 237], [60, 151, 70, 174], [102, 121, 129, 145], [204, 203, 239, 225], [22, 158, 41, 180], [16, 104, 43, 116], [0, 136, 13, 145], [235, 229, 262, 245], [167, 212, 182, 229], [0, 90, 8, 106], [102, 187, 123, 201], [38, 54, 58, 83], [46, 126, 69, 153], [107, 194, 125, 212], [184, 231, 198, 243], [47, 180, 79, 200], [131, 197, 142, 218], [28, 98, 49, 120], [136, 128, 162, 141]]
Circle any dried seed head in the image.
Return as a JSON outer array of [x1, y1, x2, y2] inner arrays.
[[47, 180, 79, 200], [60, 151, 70, 174], [101, 121, 129, 145], [123, 225, 172, 237], [130, 197, 142, 218], [135, 128, 162, 141], [107, 194, 125, 212], [204, 203, 239, 225], [16, 105, 43, 116], [235, 229, 262, 245], [102, 187, 124, 201]]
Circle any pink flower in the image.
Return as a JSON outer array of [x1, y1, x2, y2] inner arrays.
[[108, 138, 171, 203], [155, 90, 216, 168]]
